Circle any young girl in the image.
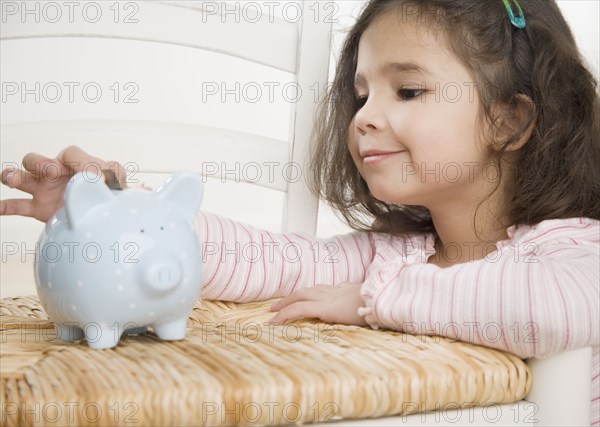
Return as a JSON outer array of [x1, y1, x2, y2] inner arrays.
[[2, 0, 598, 423]]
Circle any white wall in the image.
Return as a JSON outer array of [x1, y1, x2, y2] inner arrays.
[[557, 0, 600, 79]]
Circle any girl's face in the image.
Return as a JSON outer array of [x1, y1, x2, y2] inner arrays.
[[348, 12, 494, 209]]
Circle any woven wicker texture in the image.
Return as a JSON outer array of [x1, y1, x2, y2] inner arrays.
[[1, 295, 530, 426]]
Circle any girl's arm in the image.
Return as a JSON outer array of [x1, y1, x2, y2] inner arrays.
[[195, 211, 375, 302], [359, 219, 599, 359]]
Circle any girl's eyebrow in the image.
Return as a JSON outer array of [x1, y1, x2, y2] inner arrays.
[[354, 61, 433, 87]]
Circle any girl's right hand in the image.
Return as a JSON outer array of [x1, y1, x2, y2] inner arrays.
[[0, 146, 126, 223]]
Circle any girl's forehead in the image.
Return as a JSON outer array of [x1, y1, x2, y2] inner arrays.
[[357, 13, 469, 81], [360, 13, 446, 59]]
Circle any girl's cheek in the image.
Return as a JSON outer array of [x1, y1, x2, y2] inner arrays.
[[347, 119, 357, 143], [347, 123, 361, 159]]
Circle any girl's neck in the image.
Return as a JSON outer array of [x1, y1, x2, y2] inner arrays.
[[426, 193, 510, 267], [427, 236, 504, 268]]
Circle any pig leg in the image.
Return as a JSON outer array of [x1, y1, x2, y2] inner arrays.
[[85, 324, 123, 350], [152, 317, 188, 341], [54, 323, 84, 342]]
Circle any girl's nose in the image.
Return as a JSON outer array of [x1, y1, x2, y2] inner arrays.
[[354, 97, 386, 134]]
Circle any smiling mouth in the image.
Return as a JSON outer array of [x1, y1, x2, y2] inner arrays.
[[362, 151, 405, 164]]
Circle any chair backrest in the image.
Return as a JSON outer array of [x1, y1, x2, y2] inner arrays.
[[1, 0, 334, 234]]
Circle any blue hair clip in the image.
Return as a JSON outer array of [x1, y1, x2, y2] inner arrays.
[[502, 0, 526, 29]]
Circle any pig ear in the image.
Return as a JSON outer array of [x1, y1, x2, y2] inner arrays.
[[64, 172, 114, 229], [157, 171, 204, 218]]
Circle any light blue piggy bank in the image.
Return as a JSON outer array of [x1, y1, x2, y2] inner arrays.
[[35, 171, 204, 349]]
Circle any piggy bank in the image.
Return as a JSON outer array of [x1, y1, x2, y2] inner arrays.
[[34, 171, 204, 349]]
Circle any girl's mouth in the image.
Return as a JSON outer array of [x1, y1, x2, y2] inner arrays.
[[361, 150, 405, 164]]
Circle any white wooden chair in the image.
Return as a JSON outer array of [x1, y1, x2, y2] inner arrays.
[[1, 0, 327, 234], [0, 1, 592, 425]]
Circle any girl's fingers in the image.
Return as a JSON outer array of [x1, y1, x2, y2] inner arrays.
[[0, 199, 34, 217], [269, 301, 321, 324], [1, 168, 16, 186], [57, 147, 127, 187], [270, 287, 325, 311], [22, 154, 69, 181], [21, 152, 53, 174], [22, 148, 127, 187], [56, 146, 104, 175], [25, 146, 103, 177], [1, 169, 38, 195]]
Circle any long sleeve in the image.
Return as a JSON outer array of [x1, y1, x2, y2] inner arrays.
[[195, 211, 375, 302], [359, 218, 600, 359]]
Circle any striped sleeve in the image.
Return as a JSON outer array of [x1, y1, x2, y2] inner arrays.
[[195, 211, 375, 302], [359, 218, 600, 359]]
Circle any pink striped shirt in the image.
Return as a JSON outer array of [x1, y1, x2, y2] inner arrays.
[[196, 212, 599, 424]]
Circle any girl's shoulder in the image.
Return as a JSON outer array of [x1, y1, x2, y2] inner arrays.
[[504, 217, 600, 246], [362, 217, 598, 261]]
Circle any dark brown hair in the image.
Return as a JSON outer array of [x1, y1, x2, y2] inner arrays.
[[310, 0, 600, 235]]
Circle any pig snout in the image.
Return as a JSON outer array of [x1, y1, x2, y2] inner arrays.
[[139, 251, 183, 292]]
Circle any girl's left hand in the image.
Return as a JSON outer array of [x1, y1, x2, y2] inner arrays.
[[269, 282, 368, 326]]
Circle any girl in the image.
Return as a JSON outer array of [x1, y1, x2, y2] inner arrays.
[[2, 0, 598, 423]]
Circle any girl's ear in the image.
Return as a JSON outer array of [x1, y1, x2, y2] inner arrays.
[[493, 94, 536, 152]]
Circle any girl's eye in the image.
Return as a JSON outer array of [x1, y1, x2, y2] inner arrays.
[[354, 87, 424, 108], [398, 88, 425, 101], [355, 95, 368, 108]]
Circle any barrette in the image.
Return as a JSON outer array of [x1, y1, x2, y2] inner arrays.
[[502, 0, 526, 29]]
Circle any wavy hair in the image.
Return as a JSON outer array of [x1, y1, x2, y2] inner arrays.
[[310, 0, 600, 235]]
